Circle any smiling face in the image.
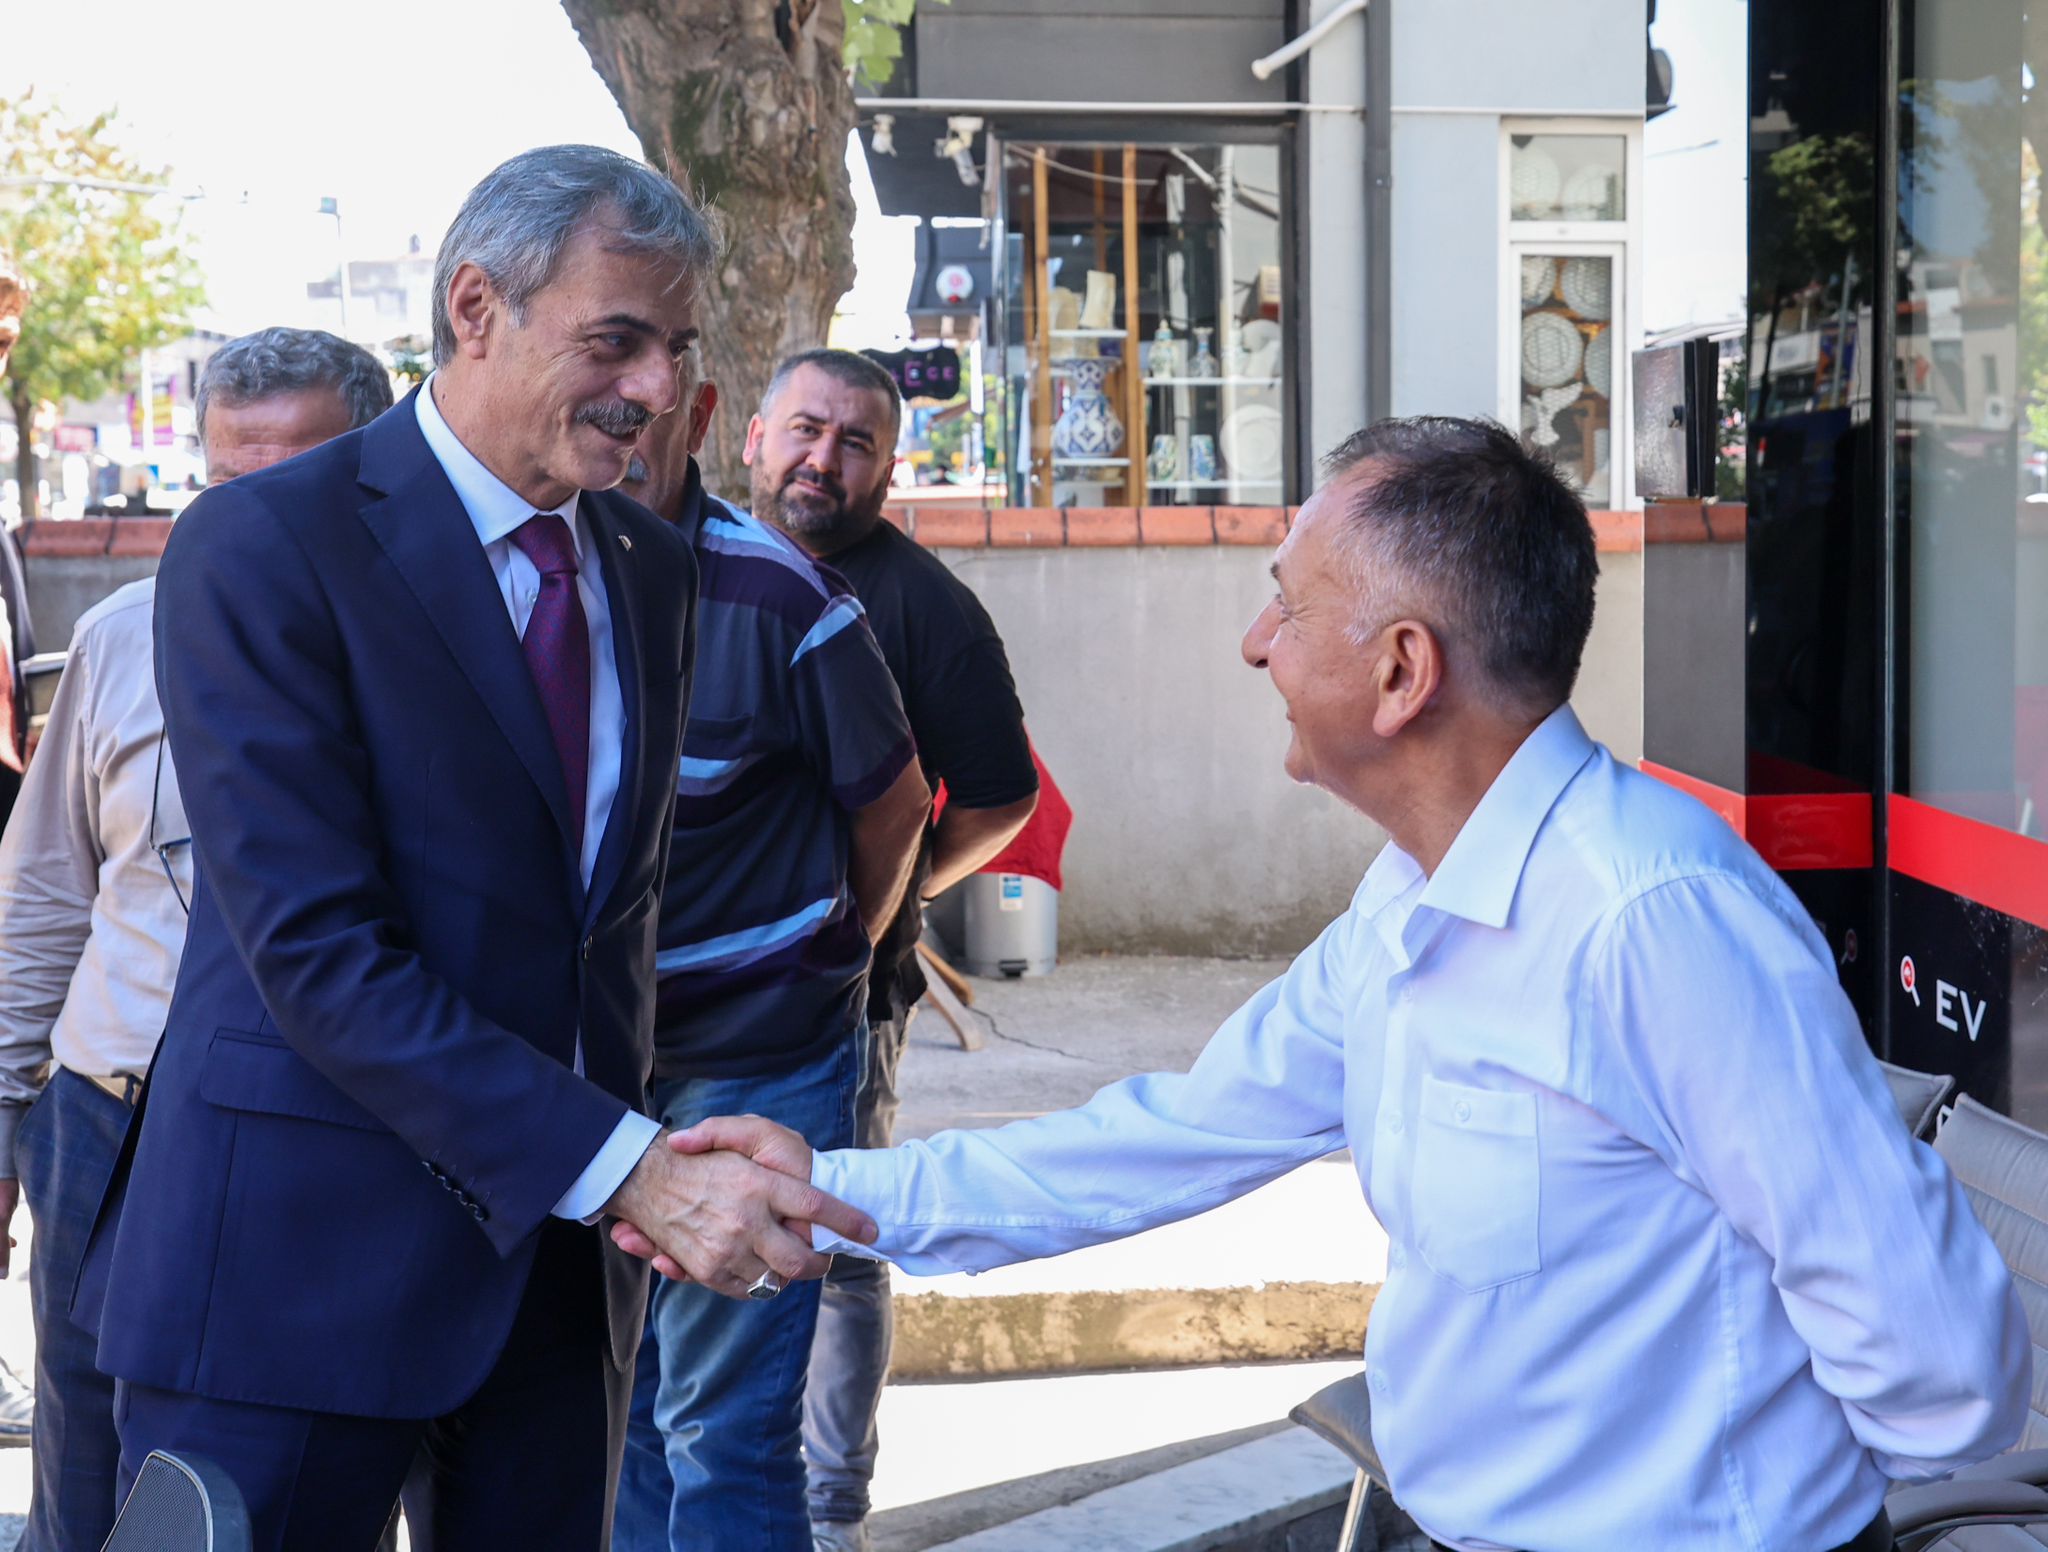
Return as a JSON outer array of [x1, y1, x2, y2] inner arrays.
[[437, 213, 700, 508], [742, 364, 897, 555]]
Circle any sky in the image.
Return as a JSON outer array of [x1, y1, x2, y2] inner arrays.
[[1642, 0, 1749, 338], [6, 0, 917, 344]]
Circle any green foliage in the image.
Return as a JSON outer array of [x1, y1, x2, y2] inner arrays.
[[843, 0, 948, 90], [0, 92, 205, 418], [388, 336, 430, 388]]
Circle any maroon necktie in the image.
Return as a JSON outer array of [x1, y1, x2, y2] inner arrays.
[[510, 514, 591, 857]]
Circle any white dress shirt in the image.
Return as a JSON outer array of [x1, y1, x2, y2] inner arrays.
[[0, 579, 189, 1172], [414, 381, 659, 1219], [814, 707, 2028, 1551]]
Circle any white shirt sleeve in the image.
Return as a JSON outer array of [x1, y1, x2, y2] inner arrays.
[[552, 1110, 663, 1222], [1589, 873, 2029, 1480], [0, 631, 104, 1174], [812, 908, 1363, 1275]]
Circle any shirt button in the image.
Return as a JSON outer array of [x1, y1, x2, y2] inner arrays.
[[1370, 1370, 1388, 1394], [1387, 1111, 1404, 1134], [1453, 1100, 1472, 1124], [1390, 1245, 1407, 1269]]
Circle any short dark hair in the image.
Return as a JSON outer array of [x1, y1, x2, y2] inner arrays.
[[1322, 416, 1597, 712], [196, 327, 394, 441], [760, 348, 903, 443]]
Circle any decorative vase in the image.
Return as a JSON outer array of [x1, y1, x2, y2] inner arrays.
[[1052, 358, 1125, 460], [1189, 326, 1221, 379], [1148, 324, 1180, 379], [1188, 433, 1219, 482], [1148, 434, 1179, 483]]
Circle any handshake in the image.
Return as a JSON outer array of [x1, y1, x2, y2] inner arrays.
[[603, 1115, 872, 1300]]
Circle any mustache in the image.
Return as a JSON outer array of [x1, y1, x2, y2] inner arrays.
[[782, 468, 846, 504], [576, 400, 654, 437]]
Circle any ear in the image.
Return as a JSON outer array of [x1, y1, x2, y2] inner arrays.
[[445, 261, 498, 362], [685, 381, 719, 456], [876, 451, 899, 493], [742, 413, 766, 468], [1369, 619, 1445, 739]]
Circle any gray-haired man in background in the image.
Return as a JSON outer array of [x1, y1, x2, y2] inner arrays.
[[0, 326, 391, 1552]]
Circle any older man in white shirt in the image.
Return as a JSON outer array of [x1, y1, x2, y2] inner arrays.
[[0, 326, 391, 1552], [639, 416, 2028, 1552]]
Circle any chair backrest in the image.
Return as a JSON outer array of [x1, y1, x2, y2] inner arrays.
[[1881, 1060, 1957, 1141], [101, 1450, 251, 1552], [1935, 1095, 2048, 1452]]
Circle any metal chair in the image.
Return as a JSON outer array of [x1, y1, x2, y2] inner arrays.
[[101, 1451, 252, 1552], [1879, 1059, 1957, 1142]]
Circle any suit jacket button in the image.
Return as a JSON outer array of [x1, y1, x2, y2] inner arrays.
[[582, 936, 594, 962]]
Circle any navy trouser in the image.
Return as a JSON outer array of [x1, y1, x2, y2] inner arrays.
[[17, 1068, 132, 1552], [112, 1219, 627, 1552], [613, 1033, 859, 1552]]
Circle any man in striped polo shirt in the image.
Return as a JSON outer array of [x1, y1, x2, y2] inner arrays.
[[613, 356, 930, 1552]]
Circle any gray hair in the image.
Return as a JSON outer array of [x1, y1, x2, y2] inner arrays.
[[1321, 416, 1597, 715], [431, 144, 720, 367], [195, 327, 393, 441], [760, 348, 904, 442]]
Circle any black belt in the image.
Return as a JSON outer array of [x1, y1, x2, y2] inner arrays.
[[1429, 1507, 1893, 1552]]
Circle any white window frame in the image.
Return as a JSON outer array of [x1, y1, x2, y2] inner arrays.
[[1498, 117, 1645, 510]]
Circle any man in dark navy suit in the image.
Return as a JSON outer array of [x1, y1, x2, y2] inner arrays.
[[85, 145, 875, 1552]]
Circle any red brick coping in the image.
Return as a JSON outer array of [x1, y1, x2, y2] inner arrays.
[[20, 509, 1644, 560], [882, 506, 1642, 554]]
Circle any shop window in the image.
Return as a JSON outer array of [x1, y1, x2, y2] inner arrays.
[[1894, 1, 2048, 839], [996, 140, 1288, 508], [1510, 134, 1626, 222], [1502, 125, 1635, 509]]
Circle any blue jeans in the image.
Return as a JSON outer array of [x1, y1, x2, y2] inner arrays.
[[803, 1009, 907, 1526], [17, 1069, 134, 1552], [612, 1034, 860, 1552]]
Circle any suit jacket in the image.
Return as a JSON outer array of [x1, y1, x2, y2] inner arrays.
[[87, 391, 696, 1418]]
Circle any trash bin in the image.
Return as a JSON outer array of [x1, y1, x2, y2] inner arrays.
[[960, 871, 1059, 978]]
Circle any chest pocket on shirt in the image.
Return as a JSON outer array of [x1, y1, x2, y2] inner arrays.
[[1412, 1075, 1541, 1292]]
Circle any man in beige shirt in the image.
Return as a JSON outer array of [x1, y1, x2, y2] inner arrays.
[[0, 326, 390, 1551]]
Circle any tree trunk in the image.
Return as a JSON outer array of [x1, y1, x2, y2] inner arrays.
[[8, 383, 36, 522], [560, 0, 859, 500]]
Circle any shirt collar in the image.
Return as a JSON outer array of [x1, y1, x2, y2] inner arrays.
[[1411, 703, 1597, 929], [415, 371, 581, 553]]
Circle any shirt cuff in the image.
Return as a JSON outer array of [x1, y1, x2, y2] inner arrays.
[[552, 1110, 662, 1224], [0, 1099, 28, 1180], [809, 1146, 894, 1260]]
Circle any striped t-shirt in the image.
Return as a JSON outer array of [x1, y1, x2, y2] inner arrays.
[[651, 466, 915, 1078]]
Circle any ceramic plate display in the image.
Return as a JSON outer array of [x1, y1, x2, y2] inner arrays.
[[1520, 255, 1558, 305], [1560, 163, 1619, 221], [1584, 329, 1612, 398], [1560, 257, 1613, 321], [1509, 146, 1561, 215], [1521, 310, 1584, 389], [1220, 404, 1284, 482]]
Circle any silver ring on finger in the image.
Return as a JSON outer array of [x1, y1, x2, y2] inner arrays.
[[745, 1269, 786, 1301]]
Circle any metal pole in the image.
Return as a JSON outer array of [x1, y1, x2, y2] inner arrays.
[[1364, 0, 1392, 420]]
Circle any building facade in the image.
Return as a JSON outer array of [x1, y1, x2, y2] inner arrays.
[[861, 0, 1644, 509]]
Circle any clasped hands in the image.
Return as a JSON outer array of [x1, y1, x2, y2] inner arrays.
[[603, 1115, 854, 1300]]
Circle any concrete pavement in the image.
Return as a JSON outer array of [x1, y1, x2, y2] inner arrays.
[[0, 956, 1383, 1550]]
